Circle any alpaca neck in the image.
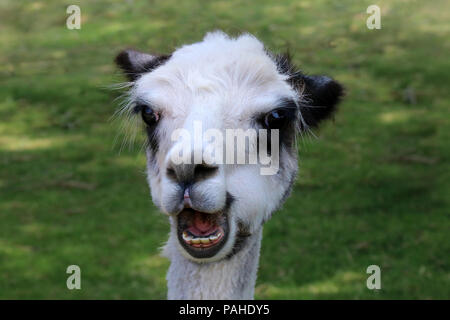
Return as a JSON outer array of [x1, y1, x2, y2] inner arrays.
[[165, 228, 262, 299]]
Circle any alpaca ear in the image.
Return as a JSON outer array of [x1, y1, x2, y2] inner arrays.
[[299, 75, 344, 128], [115, 49, 170, 81]]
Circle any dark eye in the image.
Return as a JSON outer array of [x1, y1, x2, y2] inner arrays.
[[139, 104, 159, 125], [263, 108, 295, 129]]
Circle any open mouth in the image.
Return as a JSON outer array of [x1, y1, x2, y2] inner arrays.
[[177, 209, 229, 259]]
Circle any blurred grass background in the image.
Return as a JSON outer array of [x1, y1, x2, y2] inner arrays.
[[0, 0, 449, 299]]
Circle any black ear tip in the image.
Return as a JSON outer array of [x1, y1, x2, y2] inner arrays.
[[324, 77, 345, 105], [115, 50, 128, 63], [114, 49, 139, 81], [303, 75, 344, 107], [114, 49, 170, 82], [300, 75, 344, 128], [114, 50, 131, 69]]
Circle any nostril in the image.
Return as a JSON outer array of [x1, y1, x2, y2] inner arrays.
[[166, 166, 176, 178], [194, 164, 219, 179], [166, 163, 218, 184]]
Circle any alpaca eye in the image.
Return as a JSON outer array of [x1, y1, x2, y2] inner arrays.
[[140, 105, 159, 125], [263, 108, 295, 129]]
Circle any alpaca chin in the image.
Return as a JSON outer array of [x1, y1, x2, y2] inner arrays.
[[163, 224, 262, 299]]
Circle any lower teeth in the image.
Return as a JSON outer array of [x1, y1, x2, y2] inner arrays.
[[182, 231, 222, 244]]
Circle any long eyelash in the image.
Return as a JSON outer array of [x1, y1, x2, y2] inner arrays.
[[259, 106, 297, 129], [132, 103, 143, 114], [132, 99, 156, 114], [110, 86, 150, 153], [284, 96, 317, 156]]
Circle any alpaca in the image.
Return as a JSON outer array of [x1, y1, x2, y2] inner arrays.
[[114, 31, 343, 299]]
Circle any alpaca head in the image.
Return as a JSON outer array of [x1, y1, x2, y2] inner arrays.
[[115, 32, 343, 263]]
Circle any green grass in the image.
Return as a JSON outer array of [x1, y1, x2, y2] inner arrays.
[[0, 0, 449, 299]]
